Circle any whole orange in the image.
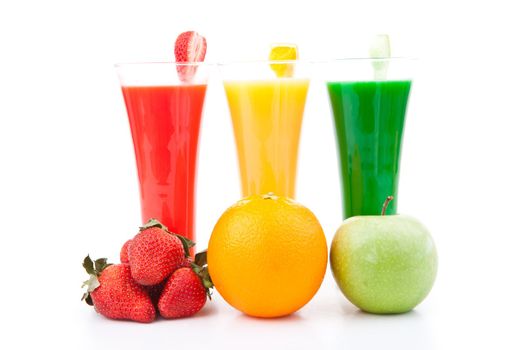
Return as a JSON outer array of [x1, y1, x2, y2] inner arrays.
[[208, 194, 327, 318]]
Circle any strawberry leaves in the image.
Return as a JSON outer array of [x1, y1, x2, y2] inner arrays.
[[94, 258, 110, 273], [81, 255, 111, 305], [194, 250, 207, 266], [140, 218, 168, 232], [81, 275, 99, 305], [191, 250, 213, 299], [82, 255, 96, 275], [174, 234, 195, 258]]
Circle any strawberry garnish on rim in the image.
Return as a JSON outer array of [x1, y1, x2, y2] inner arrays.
[[174, 31, 207, 83]]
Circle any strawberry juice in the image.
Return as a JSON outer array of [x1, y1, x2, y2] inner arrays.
[[121, 84, 207, 242]]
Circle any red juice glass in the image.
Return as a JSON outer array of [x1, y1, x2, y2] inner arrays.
[[115, 62, 209, 245]]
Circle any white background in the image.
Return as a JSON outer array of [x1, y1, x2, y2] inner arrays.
[[1, 0, 524, 349]]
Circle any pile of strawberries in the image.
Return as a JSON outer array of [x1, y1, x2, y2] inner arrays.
[[81, 219, 212, 323]]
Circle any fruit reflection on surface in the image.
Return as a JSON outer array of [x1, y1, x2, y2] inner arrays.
[[208, 193, 327, 318]]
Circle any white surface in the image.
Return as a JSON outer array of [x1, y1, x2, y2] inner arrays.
[[1, 0, 524, 349]]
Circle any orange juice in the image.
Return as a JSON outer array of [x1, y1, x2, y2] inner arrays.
[[224, 79, 309, 198]]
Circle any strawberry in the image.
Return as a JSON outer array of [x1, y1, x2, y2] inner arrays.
[[158, 250, 213, 319], [145, 281, 166, 307], [175, 31, 207, 63], [120, 239, 131, 263], [174, 30, 207, 82], [158, 268, 207, 318], [181, 256, 193, 268], [128, 219, 194, 286], [81, 256, 155, 323]]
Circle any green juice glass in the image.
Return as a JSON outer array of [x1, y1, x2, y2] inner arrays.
[[325, 58, 414, 218]]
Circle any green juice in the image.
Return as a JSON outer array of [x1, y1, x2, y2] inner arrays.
[[327, 80, 412, 218]]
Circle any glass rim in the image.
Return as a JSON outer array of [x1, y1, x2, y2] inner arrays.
[[218, 57, 417, 65], [314, 56, 417, 63], [114, 57, 417, 68], [114, 61, 213, 68], [217, 59, 311, 66]]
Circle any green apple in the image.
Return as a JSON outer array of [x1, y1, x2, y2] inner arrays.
[[330, 197, 438, 314]]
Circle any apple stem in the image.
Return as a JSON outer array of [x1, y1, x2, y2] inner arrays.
[[381, 196, 394, 216]]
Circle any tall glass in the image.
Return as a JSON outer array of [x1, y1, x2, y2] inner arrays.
[[325, 58, 414, 218], [220, 61, 310, 198], [115, 62, 209, 243]]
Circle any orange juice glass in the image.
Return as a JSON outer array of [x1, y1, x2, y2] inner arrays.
[[220, 61, 310, 198]]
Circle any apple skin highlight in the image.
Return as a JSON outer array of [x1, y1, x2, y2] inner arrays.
[[330, 215, 438, 314]]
